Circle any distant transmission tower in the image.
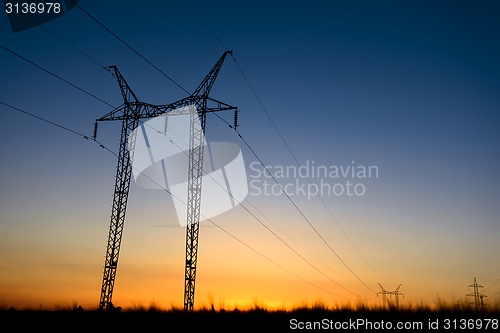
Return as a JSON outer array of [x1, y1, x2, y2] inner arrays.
[[377, 283, 404, 308], [94, 51, 236, 310], [467, 277, 487, 310]]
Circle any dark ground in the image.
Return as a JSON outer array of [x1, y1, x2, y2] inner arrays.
[[2, 306, 499, 331]]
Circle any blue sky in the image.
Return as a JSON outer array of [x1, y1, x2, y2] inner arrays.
[[1, 1, 499, 309]]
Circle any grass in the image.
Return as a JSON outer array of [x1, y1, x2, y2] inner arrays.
[[2, 298, 500, 313], [2, 300, 499, 330]]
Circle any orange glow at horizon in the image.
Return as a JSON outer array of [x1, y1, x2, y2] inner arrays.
[[0, 220, 482, 311]]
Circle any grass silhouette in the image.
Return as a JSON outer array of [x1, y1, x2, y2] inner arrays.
[[2, 299, 499, 330]]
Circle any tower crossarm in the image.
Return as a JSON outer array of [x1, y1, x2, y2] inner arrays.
[[191, 51, 233, 98], [377, 283, 388, 295], [110, 65, 139, 103], [95, 98, 236, 123]]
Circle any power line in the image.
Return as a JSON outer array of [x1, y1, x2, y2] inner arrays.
[[489, 289, 500, 300], [70, 0, 190, 95], [204, 116, 356, 282], [485, 276, 500, 291], [212, 111, 375, 294], [0, 45, 115, 109], [135, 128, 367, 299], [16, 10, 115, 77], [481, 266, 500, 284], [122, 119, 363, 301], [230, 60, 389, 284], [193, 84, 377, 294], [235, 127, 377, 295], [35, 23, 115, 77], [182, 1, 383, 293], [206, 216, 352, 299], [231, 49, 381, 294], [137, 115, 365, 299], [183, 0, 229, 51], [0, 101, 90, 139]]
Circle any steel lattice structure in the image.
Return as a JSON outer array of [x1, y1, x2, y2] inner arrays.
[[94, 51, 236, 310], [377, 283, 404, 308], [467, 277, 487, 310]]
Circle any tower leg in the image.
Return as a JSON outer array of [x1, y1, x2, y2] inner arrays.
[[99, 113, 139, 310], [183, 107, 206, 311]]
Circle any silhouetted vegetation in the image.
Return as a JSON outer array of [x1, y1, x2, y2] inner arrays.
[[1, 300, 499, 330]]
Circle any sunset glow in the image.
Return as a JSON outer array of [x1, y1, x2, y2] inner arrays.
[[1, 1, 499, 313]]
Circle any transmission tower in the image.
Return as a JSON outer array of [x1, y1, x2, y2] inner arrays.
[[467, 277, 487, 310], [94, 51, 237, 310], [377, 283, 404, 308]]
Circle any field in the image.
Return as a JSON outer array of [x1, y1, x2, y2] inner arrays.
[[2, 301, 499, 331]]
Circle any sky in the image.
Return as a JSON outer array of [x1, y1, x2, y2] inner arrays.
[[0, 0, 499, 310]]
